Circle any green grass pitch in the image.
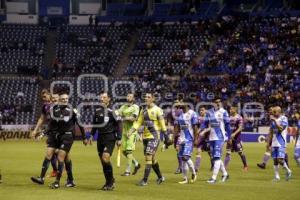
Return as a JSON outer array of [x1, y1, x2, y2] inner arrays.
[[0, 140, 298, 200]]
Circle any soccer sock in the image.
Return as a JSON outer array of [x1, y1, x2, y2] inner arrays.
[[212, 160, 221, 180], [126, 153, 133, 173], [40, 158, 51, 178], [273, 165, 280, 179], [239, 153, 248, 167], [220, 160, 228, 176], [282, 162, 291, 173], [51, 154, 58, 172], [177, 153, 182, 170], [65, 160, 73, 181], [262, 152, 271, 164], [132, 158, 139, 166], [56, 161, 64, 182], [143, 164, 152, 182], [284, 153, 289, 167], [194, 155, 201, 171], [187, 159, 196, 175], [152, 161, 162, 179], [224, 153, 231, 168], [103, 161, 114, 185], [182, 161, 188, 180]]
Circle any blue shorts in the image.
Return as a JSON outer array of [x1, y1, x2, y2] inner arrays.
[[272, 147, 286, 159], [209, 140, 224, 159], [294, 148, 300, 158], [179, 141, 193, 157]]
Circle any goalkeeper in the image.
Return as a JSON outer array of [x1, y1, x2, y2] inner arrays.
[[115, 93, 141, 176], [127, 92, 172, 186]]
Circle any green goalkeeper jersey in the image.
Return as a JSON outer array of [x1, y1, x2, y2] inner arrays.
[[116, 103, 140, 135]]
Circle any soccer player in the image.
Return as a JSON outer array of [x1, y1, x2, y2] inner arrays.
[[90, 92, 121, 191], [174, 102, 198, 184], [256, 107, 273, 169], [115, 93, 141, 176], [224, 106, 248, 171], [31, 89, 58, 177], [173, 101, 183, 174], [205, 98, 231, 184], [127, 93, 171, 186], [270, 106, 292, 181], [194, 106, 212, 172], [257, 107, 290, 169], [293, 111, 300, 166], [31, 92, 88, 189]]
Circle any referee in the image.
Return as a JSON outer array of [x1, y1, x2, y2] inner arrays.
[[90, 92, 121, 191]]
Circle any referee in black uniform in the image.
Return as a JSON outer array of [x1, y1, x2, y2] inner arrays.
[[90, 92, 121, 191], [32, 92, 88, 189]]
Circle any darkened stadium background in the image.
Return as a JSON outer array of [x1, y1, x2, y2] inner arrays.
[[0, 0, 299, 140]]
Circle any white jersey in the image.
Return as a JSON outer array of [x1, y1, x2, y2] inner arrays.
[[176, 109, 198, 144], [205, 108, 230, 142], [271, 115, 288, 148]]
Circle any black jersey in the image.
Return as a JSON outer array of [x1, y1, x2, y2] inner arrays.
[[91, 105, 121, 141], [48, 104, 86, 139]]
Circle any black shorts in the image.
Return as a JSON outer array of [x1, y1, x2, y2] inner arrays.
[[47, 132, 74, 153], [97, 140, 116, 157], [143, 139, 159, 155]]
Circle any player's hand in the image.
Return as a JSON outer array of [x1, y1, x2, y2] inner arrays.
[[227, 139, 232, 146], [31, 130, 37, 139], [83, 139, 89, 146], [116, 140, 121, 147]]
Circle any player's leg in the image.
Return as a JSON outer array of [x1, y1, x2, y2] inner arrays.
[[137, 140, 152, 186], [174, 135, 182, 174], [224, 141, 232, 169], [294, 148, 300, 166], [31, 147, 55, 184], [272, 147, 280, 181], [208, 140, 228, 183], [99, 141, 115, 191], [49, 152, 58, 177], [284, 153, 289, 168], [194, 148, 202, 173], [64, 154, 75, 187], [49, 134, 74, 189], [236, 142, 248, 171], [121, 134, 140, 176], [257, 144, 271, 169], [277, 147, 292, 181], [150, 140, 164, 184]]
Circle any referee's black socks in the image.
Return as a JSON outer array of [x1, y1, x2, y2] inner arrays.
[[103, 161, 114, 185], [65, 160, 73, 181], [40, 158, 50, 178], [56, 161, 64, 182]]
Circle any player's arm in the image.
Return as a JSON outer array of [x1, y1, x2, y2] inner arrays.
[[31, 114, 46, 138], [200, 113, 211, 137], [270, 116, 287, 132], [157, 108, 171, 147], [224, 111, 231, 140], [73, 109, 88, 145], [232, 118, 243, 139], [128, 108, 144, 137]]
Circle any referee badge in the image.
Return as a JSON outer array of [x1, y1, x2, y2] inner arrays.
[[63, 116, 70, 122]]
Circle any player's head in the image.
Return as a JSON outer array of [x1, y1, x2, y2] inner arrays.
[[230, 106, 238, 116], [126, 93, 135, 103], [59, 92, 69, 105], [100, 92, 110, 106], [214, 97, 222, 109], [144, 93, 155, 106], [199, 106, 206, 117], [272, 106, 282, 117], [50, 93, 59, 104], [41, 89, 50, 103]]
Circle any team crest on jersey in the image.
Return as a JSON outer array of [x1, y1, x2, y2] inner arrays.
[[63, 116, 70, 122], [104, 116, 109, 122]]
